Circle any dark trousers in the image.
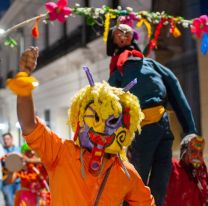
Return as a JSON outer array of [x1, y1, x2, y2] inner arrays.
[[130, 112, 173, 206]]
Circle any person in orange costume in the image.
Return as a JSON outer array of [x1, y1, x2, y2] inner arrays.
[[11, 47, 155, 206]]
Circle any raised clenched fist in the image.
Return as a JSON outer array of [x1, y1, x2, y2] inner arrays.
[[19, 47, 39, 74]]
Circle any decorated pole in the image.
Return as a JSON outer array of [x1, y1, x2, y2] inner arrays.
[[0, 14, 47, 41]]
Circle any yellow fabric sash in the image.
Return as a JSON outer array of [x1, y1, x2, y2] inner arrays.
[[141, 105, 165, 127]]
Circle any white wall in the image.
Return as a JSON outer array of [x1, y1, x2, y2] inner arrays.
[[0, 0, 152, 143], [31, 38, 109, 139]]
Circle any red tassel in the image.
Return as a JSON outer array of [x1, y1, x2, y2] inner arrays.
[[32, 16, 40, 39], [32, 26, 39, 39], [146, 18, 166, 56]]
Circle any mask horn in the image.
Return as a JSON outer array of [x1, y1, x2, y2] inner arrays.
[[123, 78, 137, 92], [83, 66, 95, 87]]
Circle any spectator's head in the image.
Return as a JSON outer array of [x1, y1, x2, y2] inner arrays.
[[180, 135, 205, 168], [2, 132, 13, 148]]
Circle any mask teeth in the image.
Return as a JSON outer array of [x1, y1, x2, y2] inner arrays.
[[123, 78, 137, 92], [83, 66, 95, 87]]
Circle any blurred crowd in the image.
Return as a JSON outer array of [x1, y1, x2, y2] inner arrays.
[[0, 132, 50, 206]]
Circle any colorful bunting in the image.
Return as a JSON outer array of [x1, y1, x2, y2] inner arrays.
[[0, 0, 207, 55], [191, 15, 208, 38], [45, 0, 72, 23]]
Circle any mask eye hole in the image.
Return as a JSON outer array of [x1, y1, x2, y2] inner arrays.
[[95, 112, 99, 122], [108, 117, 119, 125]]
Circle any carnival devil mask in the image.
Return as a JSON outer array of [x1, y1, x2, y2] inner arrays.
[[187, 136, 205, 168], [68, 67, 143, 174], [181, 135, 205, 168]]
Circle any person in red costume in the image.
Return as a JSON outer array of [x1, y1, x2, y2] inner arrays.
[[163, 135, 208, 206], [14, 143, 50, 206]]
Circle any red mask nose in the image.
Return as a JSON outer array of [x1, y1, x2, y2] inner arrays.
[[88, 131, 115, 174], [89, 145, 105, 174]]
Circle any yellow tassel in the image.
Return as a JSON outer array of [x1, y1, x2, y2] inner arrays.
[[137, 19, 152, 39], [144, 20, 152, 39], [103, 13, 116, 43], [173, 26, 181, 38], [6, 72, 39, 96], [136, 19, 144, 27], [103, 13, 110, 43]]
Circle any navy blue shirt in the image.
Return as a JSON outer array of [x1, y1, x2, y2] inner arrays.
[[108, 57, 197, 135]]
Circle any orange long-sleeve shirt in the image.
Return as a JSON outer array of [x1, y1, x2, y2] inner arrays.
[[24, 117, 155, 206]]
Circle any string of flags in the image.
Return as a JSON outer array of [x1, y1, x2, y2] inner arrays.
[[0, 0, 207, 55]]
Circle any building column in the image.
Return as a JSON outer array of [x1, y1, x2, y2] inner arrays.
[[197, 41, 208, 162], [50, 107, 71, 140]]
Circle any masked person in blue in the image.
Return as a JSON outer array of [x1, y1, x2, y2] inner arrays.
[[107, 23, 199, 206]]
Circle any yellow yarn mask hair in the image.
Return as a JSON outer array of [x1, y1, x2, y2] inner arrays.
[[68, 81, 144, 154]]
